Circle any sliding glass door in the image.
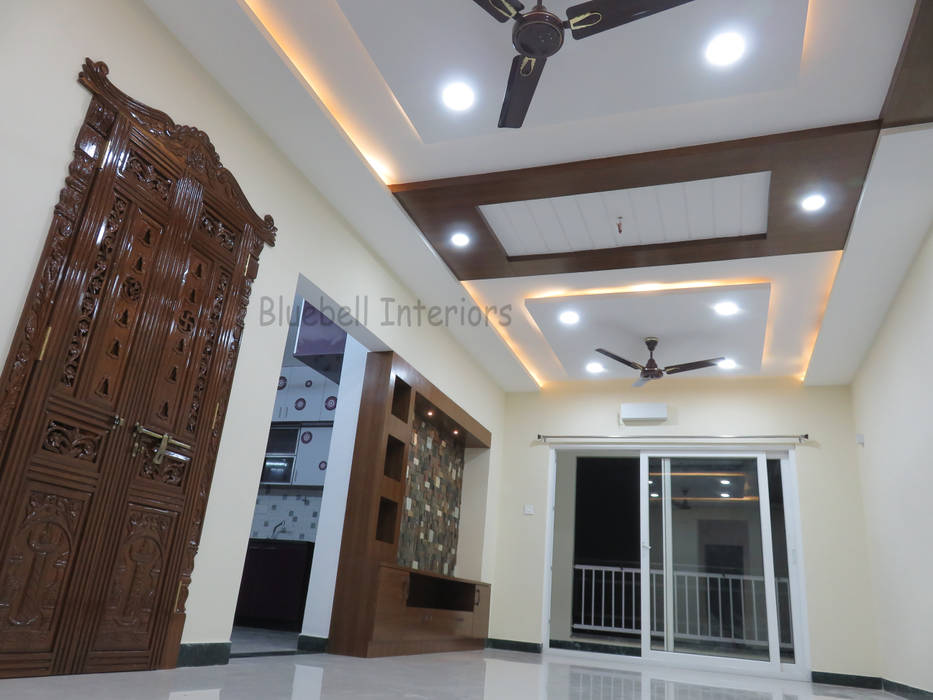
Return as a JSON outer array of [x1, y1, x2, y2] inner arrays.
[[640, 453, 783, 666]]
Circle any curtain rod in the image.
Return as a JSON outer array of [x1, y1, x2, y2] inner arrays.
[[536, 433, 809, 443]]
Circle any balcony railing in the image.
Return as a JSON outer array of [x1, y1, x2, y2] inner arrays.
[[572, 564, 793, 649]]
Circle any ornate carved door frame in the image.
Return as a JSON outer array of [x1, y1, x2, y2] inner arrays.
[[0, 59, 275, 677]]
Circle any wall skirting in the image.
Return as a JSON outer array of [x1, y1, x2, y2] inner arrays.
[[177, 642, 231, 667], [882, 679, 933, 700], [549, 639, 640, 657], [812, 672, 932, 699], [486, 638, 542, 654], [297, 635, 328, 653]]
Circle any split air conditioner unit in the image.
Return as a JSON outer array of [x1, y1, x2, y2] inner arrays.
[[619, 403, 668, 424]]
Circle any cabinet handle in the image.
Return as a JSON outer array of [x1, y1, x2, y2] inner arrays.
[[475, 588, 480, 606]]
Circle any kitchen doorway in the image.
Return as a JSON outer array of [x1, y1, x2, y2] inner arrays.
[[230, 295, 352, 657]]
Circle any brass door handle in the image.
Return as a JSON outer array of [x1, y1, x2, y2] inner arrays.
[[133, 423, 192, 464]]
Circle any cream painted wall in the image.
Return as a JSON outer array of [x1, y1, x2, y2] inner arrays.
[[550, 451, 578, 642], [0, 0, 504, 645], [493, 378, 877, 677], [852, 224, 933, 692]]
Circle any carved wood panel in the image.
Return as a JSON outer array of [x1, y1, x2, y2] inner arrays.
[[90, 505, 176, 652], [0, 486, 89, 654], [0, 60, 275, 678]]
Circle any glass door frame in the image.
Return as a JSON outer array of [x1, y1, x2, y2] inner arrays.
[[639, 450, 792, 675], [542, 445, 810, 680]]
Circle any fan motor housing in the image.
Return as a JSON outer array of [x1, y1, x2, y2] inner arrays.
[[512, 7, 565, 58]]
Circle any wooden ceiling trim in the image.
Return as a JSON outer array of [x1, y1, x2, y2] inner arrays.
[[392, 121, 880, 280], [882, 0, 933, 128]]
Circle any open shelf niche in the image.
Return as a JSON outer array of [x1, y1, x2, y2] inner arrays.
[[390, 375, 412, 422], [375, 498, 399, 544], [383, 434, 406, 481]]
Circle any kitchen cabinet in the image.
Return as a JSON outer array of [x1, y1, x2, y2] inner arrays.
[[234, 539, 314, 630], [293, 425, 333, 486], [273, 365, 328, 422], [318, 379, 339, 421]]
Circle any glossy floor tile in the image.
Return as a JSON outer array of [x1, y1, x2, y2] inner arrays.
[[230, 626, 299, 655], [0, 650, 898, 700]]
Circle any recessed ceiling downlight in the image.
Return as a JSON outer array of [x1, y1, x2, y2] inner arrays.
[[450, 232, 471, 247], [801, 193, 827, 212], [705, 32, 746, 67], [586, 361, 606, 374], [718, 358, 738, 370], [713, 301, 740, 316], [441, 82, 475, 111], [559, 310, 580, 325]]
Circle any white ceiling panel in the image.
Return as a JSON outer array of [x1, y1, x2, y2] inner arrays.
[[526, 284, 771, 381], [335, 0, 809, 144], [467, 251, 841, 384], [480, 171, 771, 256]]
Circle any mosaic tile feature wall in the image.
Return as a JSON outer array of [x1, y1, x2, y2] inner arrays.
[[251, 485, 323, 541], [397, 418, 465, 576]]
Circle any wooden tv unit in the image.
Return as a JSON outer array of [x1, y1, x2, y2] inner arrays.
[[369, 563, 490, 657], [327, 352, 492, 657]]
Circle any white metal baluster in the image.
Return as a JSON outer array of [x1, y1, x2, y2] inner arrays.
[[612, 570, 616, 629], [706, 575, 712, 638], [630, 570, 635, 632], [590, 569, 595, 626], [718, 578, 723, 638], [739, 578, 746, 642], [728, 576, 735, 639], [695, 574, 700, 637], [601, 570, 606, 628], [580, 569, 585, 627], [752, 578, 759, 641], [651, 573, 657, 634]]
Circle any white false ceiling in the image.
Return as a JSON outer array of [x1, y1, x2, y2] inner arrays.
[[336, 0, 807, 143], [145, 1, 925, 392], [526, 284, 770, 381], [479, 172, 771, 255], [224, 0, 912, 181], [466, 251, 840, 384]]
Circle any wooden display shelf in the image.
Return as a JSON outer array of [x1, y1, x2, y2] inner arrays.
[[328, 351, 492, 657]]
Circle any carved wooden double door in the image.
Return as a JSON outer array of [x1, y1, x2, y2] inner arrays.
[[0, 61, 275, 677]]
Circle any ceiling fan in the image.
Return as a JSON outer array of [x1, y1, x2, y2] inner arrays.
[[471, 0, 696, 128], [596, 337, 724, 387]]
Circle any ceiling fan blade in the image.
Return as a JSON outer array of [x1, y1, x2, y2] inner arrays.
[[664, 357, 725, 375], [632, 377, 649, 388], [472, 0, 525, 23], [565, 0, 694, 40], [499, 55, 546, 128], [595, 348, 645, 371]]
